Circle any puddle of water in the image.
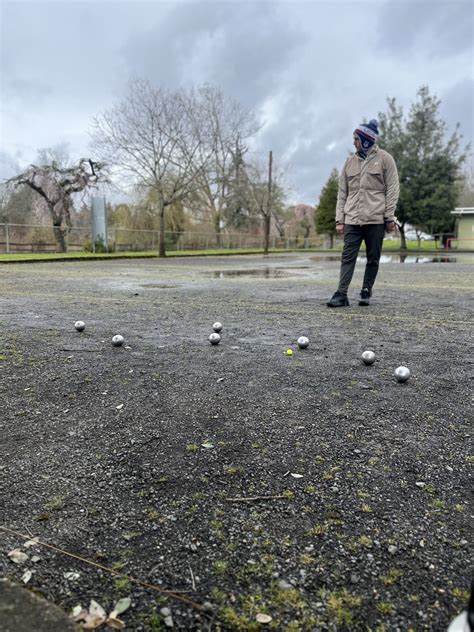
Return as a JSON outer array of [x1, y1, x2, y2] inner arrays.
[[363, 255, 473, 264], [310, 254, 474, 264], [213, 268, 289, 278], [211, 255, 473, 279], [309, 256, 341, 262], [140, 283, 178, 288]]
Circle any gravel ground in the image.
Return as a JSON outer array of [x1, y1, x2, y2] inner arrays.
[[0, 253, 472, 631]]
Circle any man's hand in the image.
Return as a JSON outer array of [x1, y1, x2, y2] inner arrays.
[[336, 223, 345, 236], [385, 221, 396, 233]]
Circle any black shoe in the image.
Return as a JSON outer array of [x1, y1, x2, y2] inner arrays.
[[358, 288, 371, 306], [327, 291, 349, 307]]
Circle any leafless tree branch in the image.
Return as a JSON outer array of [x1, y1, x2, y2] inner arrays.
[[6, 159, 108, 252]]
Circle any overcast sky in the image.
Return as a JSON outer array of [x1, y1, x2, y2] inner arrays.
[[1, 0, 473, 204]]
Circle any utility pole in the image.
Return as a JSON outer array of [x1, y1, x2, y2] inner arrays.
[[235, 135, 242, 217], [264, 150, 273, 255]]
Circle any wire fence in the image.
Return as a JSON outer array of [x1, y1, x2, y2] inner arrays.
[[0, 223, 463, 254], [0, 223, 327, 254]]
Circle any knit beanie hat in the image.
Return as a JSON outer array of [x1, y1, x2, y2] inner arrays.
[[354, 119, 379, 150]]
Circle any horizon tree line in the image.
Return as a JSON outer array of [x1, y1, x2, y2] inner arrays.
[[2, 82, 471, 253]]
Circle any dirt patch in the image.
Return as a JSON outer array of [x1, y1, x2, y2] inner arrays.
[[0, 253, 472, 630]]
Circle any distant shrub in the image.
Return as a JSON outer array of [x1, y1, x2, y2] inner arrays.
[[83, 236, 108, 253]]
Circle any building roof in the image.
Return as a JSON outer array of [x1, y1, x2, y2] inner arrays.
[[451, 207, 474, 215]]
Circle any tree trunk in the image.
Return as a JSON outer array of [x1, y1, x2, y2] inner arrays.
[[215, 211, 222, 248], [263, 214, 271, 255], [53, 224, 67, 252], [49, 203, 68, 252], [399, 224, 407, 250], [158, 199, 166, 257], [329, 233, 334, 249]]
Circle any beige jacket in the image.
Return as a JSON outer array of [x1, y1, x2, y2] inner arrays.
[[336, 146, 399, 225]]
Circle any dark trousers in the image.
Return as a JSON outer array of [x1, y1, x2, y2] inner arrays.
[[338, 224, 385, 294]]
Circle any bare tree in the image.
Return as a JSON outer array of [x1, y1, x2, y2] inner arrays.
[[6, 158, 106, 252], [272, 206, 293, 239], [188, 85, 259, 245], [91, 78, 217, 257], [243, 154, 287, 255], [37, 143, 72, 170]]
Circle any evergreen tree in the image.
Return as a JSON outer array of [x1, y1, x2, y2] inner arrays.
[[378, 85, 468, 248], [315, 168, 338, 247], [0, 184, 37, 224], [223, 143, 258, 231], [457, 165, 474, 207]]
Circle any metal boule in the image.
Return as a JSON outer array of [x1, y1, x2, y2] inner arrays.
[[112, 334, 125, 347], [361, 350, 375, 365], [394, 366, 410, 382], [209, 332, 221, 345], [297, 336, 309, 349], [212, 322, 223, 332], [74, 321, 85, 332]]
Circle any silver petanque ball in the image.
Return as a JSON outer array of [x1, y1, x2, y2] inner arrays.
[[74, 321, 85, 332], [361, 350, 376, 365], [297, 336, 310, 349], [112, 334, 125, 347], [209, 332, 221, 345], [212, 322, 223, 333], [394, 365, 410, 383]]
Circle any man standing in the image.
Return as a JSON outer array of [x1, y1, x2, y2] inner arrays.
[[327, 119, 399, 307]]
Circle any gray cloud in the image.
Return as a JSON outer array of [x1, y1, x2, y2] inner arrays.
[[440, 78, 474, 148], [1, 0, 473, 203], [0, 150, 21, 181], [122, 1, 307, 106], [2, 78, 52, 102], [377, 0, 473, 57]]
